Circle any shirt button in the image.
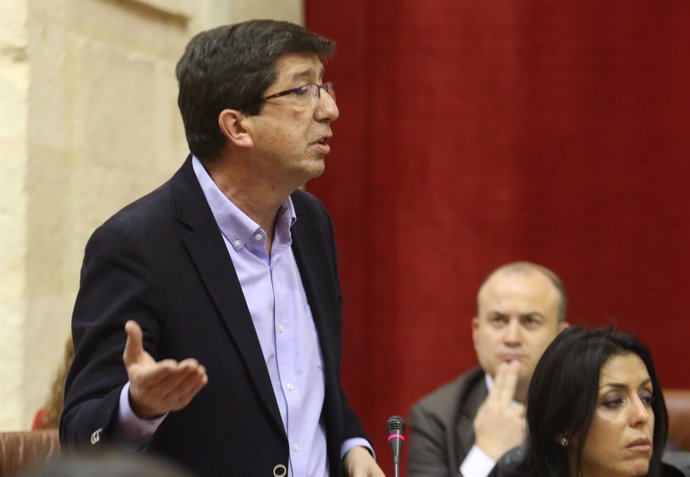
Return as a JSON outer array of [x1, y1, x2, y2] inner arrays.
[[286, 383, 294, 391], [254, 233, 262, 241], [292, 443, 300, 451], [278, 324, 285, 333], [233, 239, 241, 247]]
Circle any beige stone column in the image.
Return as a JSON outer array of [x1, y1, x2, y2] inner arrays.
[[1, 0, 31, 432]]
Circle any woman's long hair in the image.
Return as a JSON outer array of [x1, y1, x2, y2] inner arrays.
[[517, 326, 668, 477]]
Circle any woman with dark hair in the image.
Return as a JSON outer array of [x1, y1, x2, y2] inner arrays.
[[489, 326, 683, 477]]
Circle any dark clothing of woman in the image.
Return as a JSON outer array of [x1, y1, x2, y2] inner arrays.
[[488, 446, 687, 477]]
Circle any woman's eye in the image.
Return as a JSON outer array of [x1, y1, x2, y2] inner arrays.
[[640, 391, 654, 406], [602, 397, 623, 409]]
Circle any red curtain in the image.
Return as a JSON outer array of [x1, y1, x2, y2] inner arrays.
[[305, 1, 690, 473]]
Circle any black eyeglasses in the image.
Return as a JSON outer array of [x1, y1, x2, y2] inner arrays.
[[261, 82, 336, 104]]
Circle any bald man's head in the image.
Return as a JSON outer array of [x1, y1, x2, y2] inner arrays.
[[472, 261, 569, 402]]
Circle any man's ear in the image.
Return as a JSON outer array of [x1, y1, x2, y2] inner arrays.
[[471, 316, 480, 346], [218, 109, 253, 148]]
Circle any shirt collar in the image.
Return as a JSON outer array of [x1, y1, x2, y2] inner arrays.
[[191, 156, 297, 251]]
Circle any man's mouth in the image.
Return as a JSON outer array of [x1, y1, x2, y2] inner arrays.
[[314, 135, 331, 145], [311, 135, 332, 153]]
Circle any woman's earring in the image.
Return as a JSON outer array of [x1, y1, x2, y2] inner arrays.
[[560, 436, 569, 447]]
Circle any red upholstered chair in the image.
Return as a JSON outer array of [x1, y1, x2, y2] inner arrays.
[[666, 389, 690, 452], [0, 430, 60, 477]]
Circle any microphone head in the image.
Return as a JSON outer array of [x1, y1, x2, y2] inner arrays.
[[386, 415, 406, 435], [386, 415, 406, 465]]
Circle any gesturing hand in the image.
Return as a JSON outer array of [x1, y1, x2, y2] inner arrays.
[[123, 320, 208, 419], [473, 361, 526, 460], [343, 447, 385, 477]]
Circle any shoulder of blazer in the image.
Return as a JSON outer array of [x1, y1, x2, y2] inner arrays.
[[291, 188, 329, 223], [412, 367, 487, 419], [169, 156, 219, 232]]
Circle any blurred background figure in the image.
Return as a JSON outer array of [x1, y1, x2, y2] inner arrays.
[[407, 261, 569, 477], [16, 450, 198, 477], [32, 339, 73, 430], [489, 326, 686, 477]]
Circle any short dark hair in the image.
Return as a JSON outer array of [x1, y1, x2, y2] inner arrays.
[[175, 20, 335, 162], [518, 326, 668, 477]]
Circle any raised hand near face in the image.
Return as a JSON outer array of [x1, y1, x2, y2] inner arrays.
[[473, 360, 526, 460], [123, 320, 208, 419]]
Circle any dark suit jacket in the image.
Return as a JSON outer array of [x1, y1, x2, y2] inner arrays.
[[407, 367, 487, 477], [60, 156, 368, 477]]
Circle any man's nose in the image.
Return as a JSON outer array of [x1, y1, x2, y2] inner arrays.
[[315, 90, 339, 122], [504, 319, 521, 343]]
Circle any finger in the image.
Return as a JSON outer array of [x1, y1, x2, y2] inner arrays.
[[169, 370, 208, 402], [130, 359, 182, 388], [140, 362, 205, 399], [132, 359, 188, 391], [123, 320, 145, 366], [166, 372, 208, 408], [165, 363, 208, 398], [131, 358, 203, 395], [178, 357, 202, 368], [493, 361, 520, 403], [487, 362, 507, 401], [513, 398, 525, 410], [511, 401, 526, 418]]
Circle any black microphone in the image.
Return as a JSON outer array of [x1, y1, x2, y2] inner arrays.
[[386, 415, 406, 477]]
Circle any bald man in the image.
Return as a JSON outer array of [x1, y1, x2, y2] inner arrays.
[[407, 262, 569, 477]]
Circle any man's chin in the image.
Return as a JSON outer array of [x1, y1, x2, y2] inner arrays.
[[306, 161, 326, 180]]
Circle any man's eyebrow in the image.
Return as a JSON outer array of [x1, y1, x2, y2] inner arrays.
[[519, 312, 545, 318], [289, 67, 325, 82]]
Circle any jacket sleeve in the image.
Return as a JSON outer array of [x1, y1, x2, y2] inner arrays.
[[60, 216, 163, 448]]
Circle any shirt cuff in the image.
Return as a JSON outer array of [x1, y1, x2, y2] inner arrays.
[[459, 444, 495, 477], [340, 437, 376, 460], [117, 382, 167, 447]]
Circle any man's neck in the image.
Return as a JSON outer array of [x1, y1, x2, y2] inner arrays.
[[203, 160, 289, 252]]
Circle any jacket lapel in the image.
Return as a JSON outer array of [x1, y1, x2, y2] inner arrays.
[[171, 157, 285, 434], [455, 373, 489, 470], [290, 194, 344, 464], [290, 198, 337, 374]]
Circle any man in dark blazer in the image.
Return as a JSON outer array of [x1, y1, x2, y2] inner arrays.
[[406, 262, 569, 477], [60, 20, 383, 477]]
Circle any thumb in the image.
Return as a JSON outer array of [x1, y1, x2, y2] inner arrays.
[[123, 320, 145, 365]]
